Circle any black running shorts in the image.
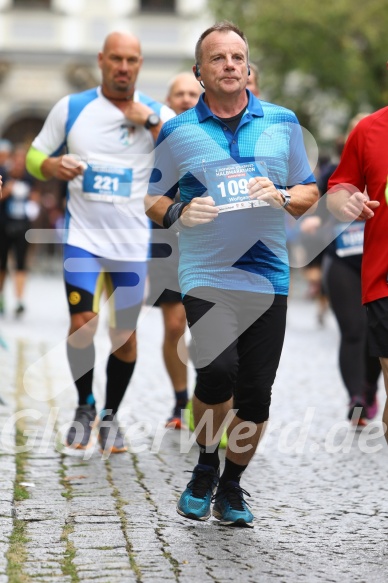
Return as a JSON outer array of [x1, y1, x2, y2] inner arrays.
[[366, 297, 388, 358]]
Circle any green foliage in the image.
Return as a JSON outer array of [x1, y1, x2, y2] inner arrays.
[[209, 0, 388, 137]]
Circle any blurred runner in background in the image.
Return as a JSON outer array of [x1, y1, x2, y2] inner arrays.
[[148, 72, 202, 429], [0, 145, 40, 317]]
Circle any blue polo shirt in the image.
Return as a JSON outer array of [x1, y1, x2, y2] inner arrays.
[[149, 90, 315, 295]]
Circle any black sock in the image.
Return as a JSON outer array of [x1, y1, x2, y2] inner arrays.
[[104, 354, 136, 415], [66, 342, 95, 406], [197, 441, 220, 471], [219, 458, 248, 486], [173, 389, 188, 414]]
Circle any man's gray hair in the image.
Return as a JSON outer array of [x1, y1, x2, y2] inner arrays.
[[195, 21, 249, 64]]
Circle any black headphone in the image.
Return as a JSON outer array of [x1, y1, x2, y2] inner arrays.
[[195, 63, 205, 88]]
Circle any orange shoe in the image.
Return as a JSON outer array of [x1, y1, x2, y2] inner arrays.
[[348, 399, 367, 428], [165, 404, 187, 430], [165, 415, 187, 430]]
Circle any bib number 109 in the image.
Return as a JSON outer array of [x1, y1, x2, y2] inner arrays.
[[217, 178, 249, 197]]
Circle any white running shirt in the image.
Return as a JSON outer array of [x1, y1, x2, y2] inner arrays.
[[32, 87, 175, 260]]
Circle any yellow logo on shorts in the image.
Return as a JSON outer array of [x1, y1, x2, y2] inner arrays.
[[69, 291, 81, 305]]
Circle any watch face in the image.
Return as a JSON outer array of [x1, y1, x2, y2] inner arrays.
[[278, 189, 290, 207], [281, 190, 291, 207], [147, 113, 160, 126]]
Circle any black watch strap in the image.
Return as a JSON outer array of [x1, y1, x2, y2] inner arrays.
[[145, 113, 160, 129]]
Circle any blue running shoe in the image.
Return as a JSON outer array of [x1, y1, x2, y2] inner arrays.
[[212, 481, 254, 528], [177, 464, 219, 521]]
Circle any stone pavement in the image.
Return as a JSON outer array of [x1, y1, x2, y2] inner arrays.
[[0, 272, 388, 583]]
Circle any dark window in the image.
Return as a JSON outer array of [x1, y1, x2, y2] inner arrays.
[[3, 116, 45, 146], [13, 0, 51, 7], [140, 0, 175, 12]]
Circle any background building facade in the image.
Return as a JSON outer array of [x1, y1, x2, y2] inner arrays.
[[0, 0, 211, 144]]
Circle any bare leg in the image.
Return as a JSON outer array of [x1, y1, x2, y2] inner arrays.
[[193, 394, 233, 446], [0, 270, 6, 294], [161, 302, 188, 392], [68, 311, 99, 348], [379, 357, 388, 443], [14, 270, 27, 303], [109, 327, 137, 363], [226, 413, 266, 466]]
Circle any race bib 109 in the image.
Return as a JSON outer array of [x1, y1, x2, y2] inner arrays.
[[206, 161, 270, 213]]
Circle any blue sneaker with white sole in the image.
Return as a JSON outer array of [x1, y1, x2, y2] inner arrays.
[[212, 481, 254, 527], [177, 464, 219, 521]]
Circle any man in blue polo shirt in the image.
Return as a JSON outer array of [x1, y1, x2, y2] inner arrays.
[[145, 21, 318, 527]]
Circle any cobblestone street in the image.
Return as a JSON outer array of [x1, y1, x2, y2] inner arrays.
[[0, 272, 388, 583]]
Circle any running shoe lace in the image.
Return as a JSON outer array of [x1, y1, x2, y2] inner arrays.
[[213, 483, 251, 511], [185, 468, 217, 499]]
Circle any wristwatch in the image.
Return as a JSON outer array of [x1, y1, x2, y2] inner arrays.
[[278, 188, 291, 208], [144, 113, 161, 129]]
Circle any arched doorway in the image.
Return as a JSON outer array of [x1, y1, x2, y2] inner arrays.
[[2, 113, 46, 147], [1, 112, 66, 268]]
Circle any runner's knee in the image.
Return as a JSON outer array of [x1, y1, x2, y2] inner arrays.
[[194, 354, 237, 404]]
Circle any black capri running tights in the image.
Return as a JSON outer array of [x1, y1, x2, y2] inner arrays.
[[183, 288, 287, 424]]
